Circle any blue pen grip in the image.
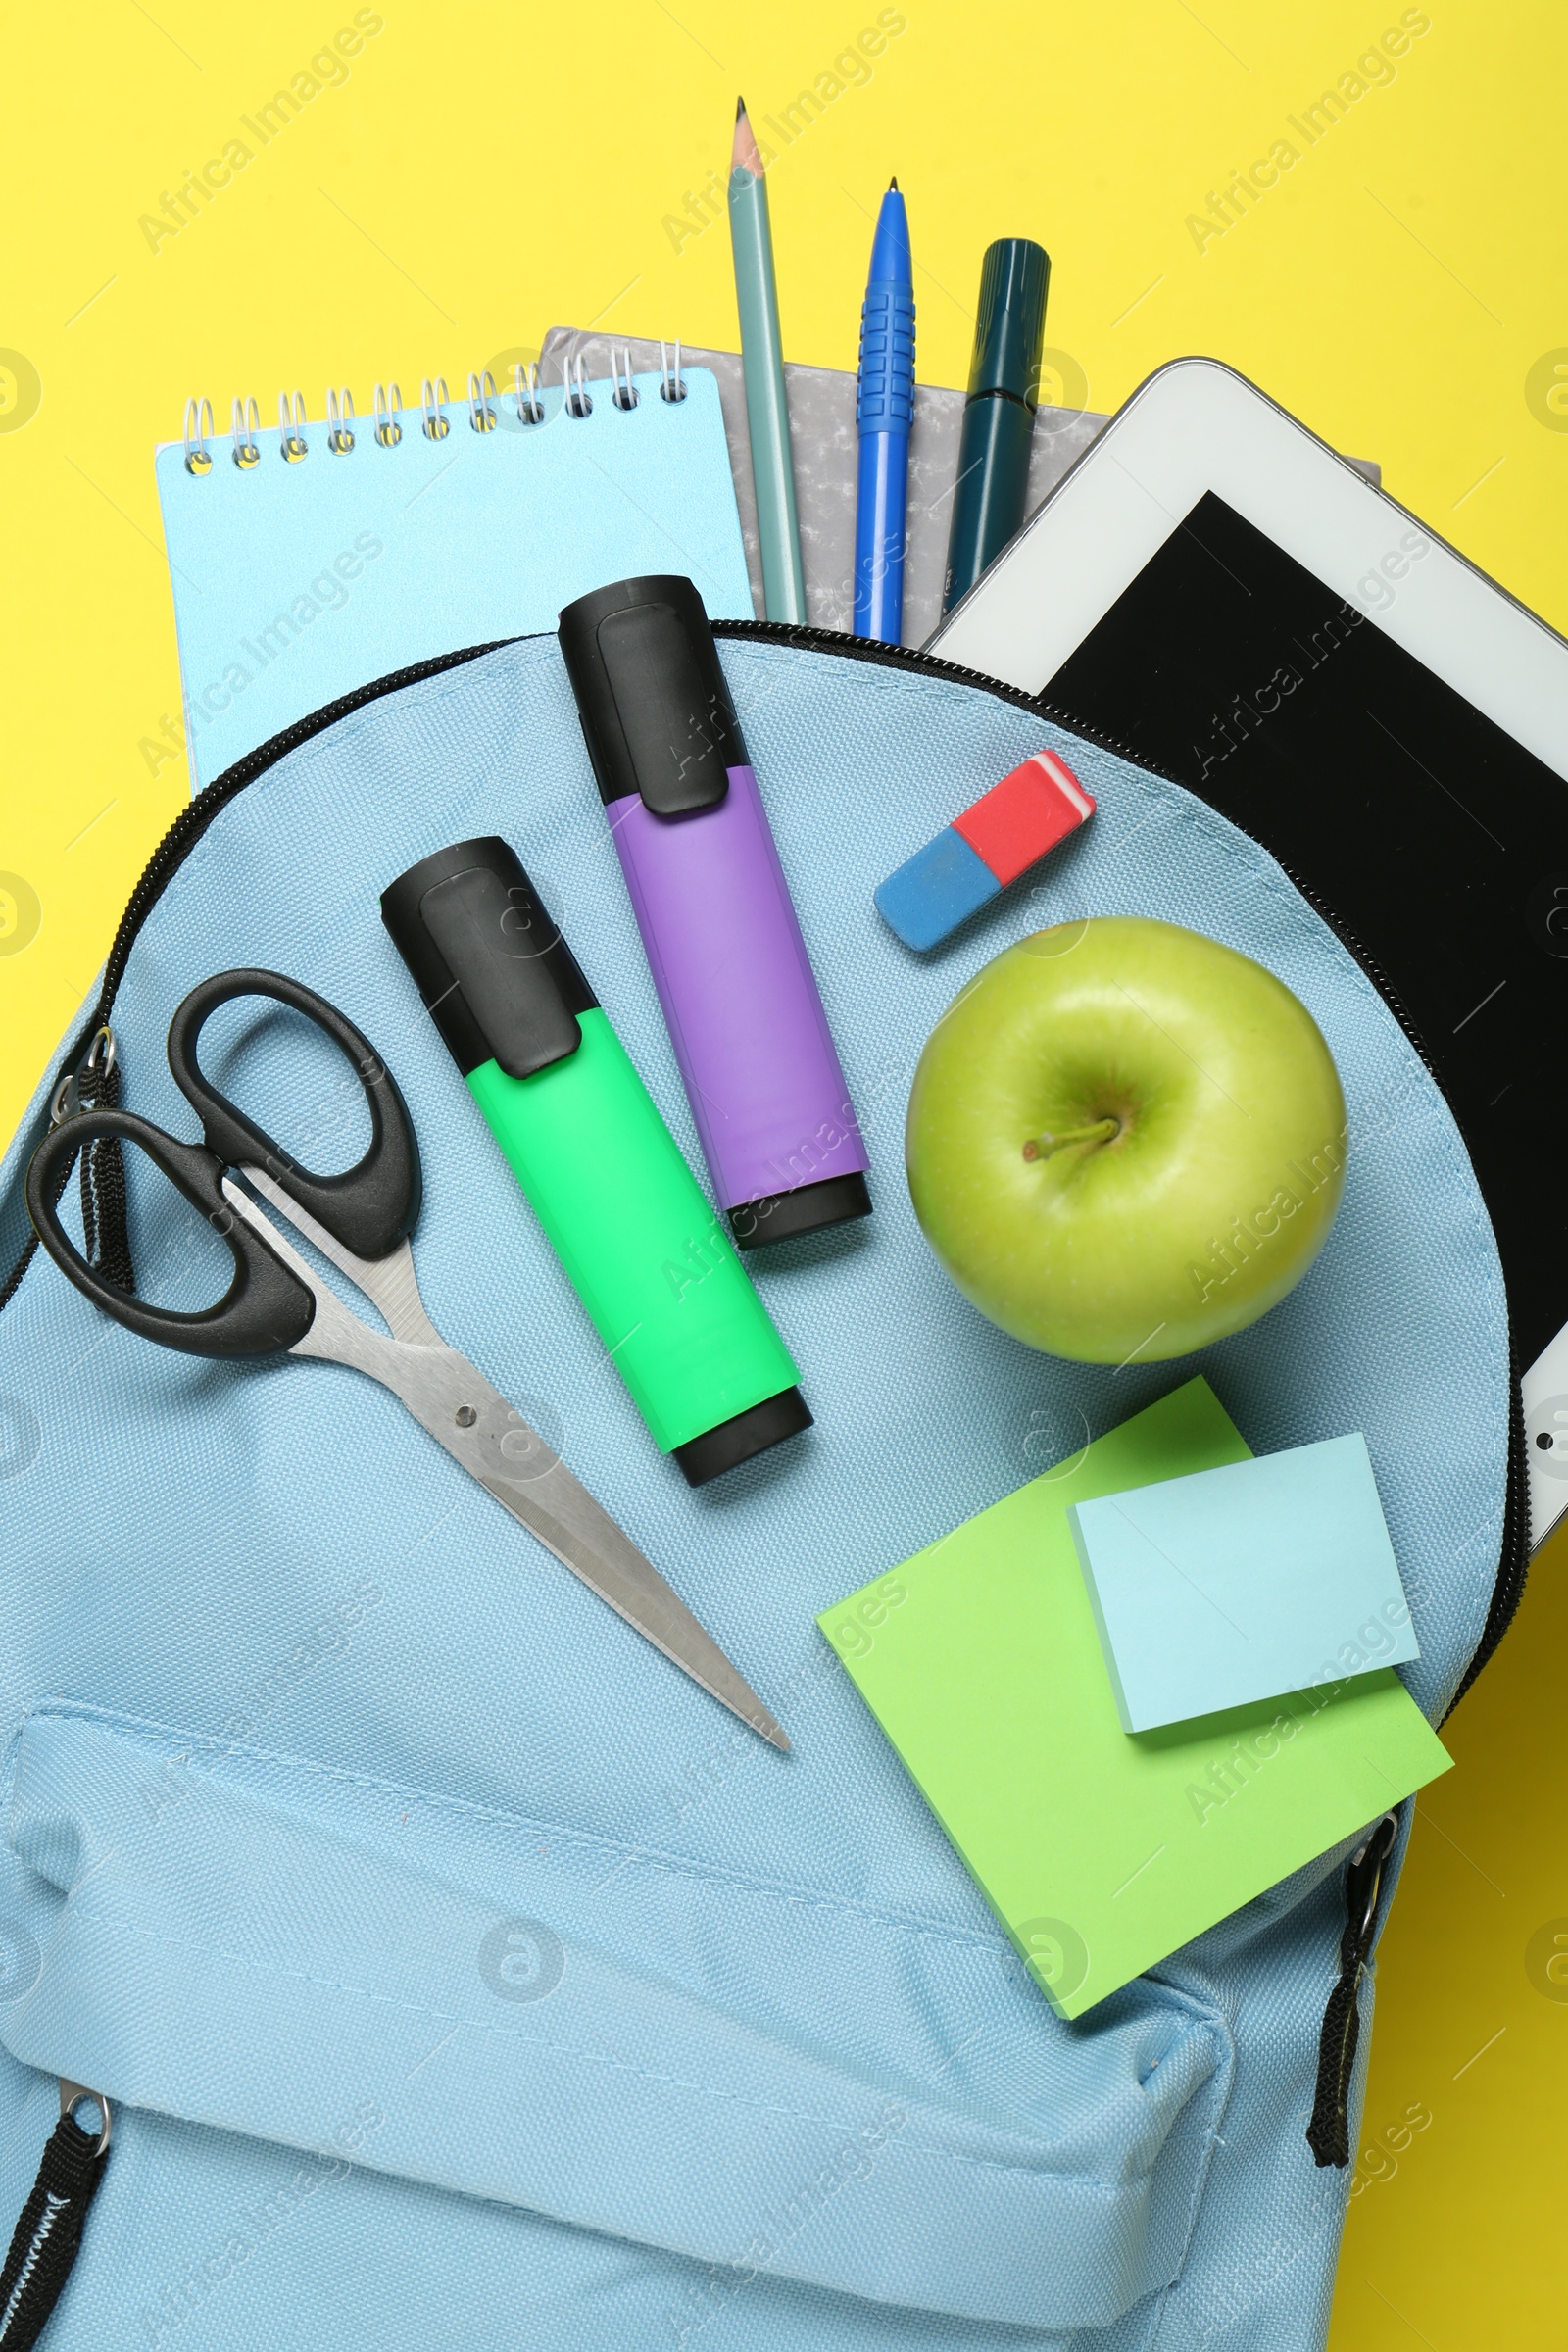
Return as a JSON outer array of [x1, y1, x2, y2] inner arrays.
[[857, 286, 914, 432]]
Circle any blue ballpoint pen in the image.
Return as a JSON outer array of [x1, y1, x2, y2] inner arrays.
[[854, 179, 915, 644]]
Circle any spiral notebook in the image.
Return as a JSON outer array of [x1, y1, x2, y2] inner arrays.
[[155, 365, 755, 790], [540, 326, 1381, 649]]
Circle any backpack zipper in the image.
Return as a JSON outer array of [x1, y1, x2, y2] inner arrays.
[[0, 644, 506, 1316], [1, 622, 1527, 1708]]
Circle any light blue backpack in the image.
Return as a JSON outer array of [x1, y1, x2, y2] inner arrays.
[[0, 624, 1516, 2349]]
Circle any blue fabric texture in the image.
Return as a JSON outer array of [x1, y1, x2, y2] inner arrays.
[[0, 634, 1507, 2348]]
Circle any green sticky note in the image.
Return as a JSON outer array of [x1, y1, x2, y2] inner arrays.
[[818, 1376, 1451, 2019]]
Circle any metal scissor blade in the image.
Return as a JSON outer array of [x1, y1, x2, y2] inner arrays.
[[220, 1178, 788, 1751], [417, 1367, 790, 1752]]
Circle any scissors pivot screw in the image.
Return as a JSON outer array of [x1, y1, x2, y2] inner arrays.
[[455, 1404, 478, 1428]]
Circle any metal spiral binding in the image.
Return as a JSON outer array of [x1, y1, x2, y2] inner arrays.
[[279, 390, 308, 462], [562, 353, 592, 419], [326, 387, 355, 453], [230, 395, 261, 469], [183, 396, 214, 473], [513, 362, 544, 425], [467, 370, 498, 433], [178, 346, 686, 473], [611, 348, 639, 412], [421, 377, 451, 439]]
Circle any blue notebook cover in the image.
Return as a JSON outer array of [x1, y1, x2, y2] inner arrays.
[[155, 368, 755, 789]]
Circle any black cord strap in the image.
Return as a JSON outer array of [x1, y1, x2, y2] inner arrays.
[[0, 2102, 111, 2349], [1305, 1811, 1399, 2168], [75, 1056, 133, 1297]]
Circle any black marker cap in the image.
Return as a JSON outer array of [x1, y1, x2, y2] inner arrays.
[[966, 239, 1051, 409], [672, 1387, 813, 1486], [559, 574, 746, 815], [380, 837, 597, 1080]]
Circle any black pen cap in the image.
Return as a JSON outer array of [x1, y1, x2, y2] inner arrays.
[[380, 837, 597, 1081], [966, 239, 1051, 409], [558, 574, 746, 816]]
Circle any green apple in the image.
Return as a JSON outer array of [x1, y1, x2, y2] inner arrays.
[[906, 916, 1347, 1363]]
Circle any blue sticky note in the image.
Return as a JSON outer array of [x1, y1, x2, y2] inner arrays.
[[1065, 1434, 1419, 1732]]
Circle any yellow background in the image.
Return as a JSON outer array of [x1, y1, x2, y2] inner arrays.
[[2, 2, 1563, 2339]]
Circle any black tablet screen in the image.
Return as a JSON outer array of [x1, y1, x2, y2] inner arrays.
[[1045, 491, 1568, 1367]]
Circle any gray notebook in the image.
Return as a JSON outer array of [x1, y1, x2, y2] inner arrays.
[[542, 325, 1379, 649]]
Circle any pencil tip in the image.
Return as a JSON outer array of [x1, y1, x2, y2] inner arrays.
[[731, 103, 764, 178], [889, 174, 899, 190]]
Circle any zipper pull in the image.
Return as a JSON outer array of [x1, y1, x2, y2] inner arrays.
[[0, 2083, 112, 2347], [46, 1024, 118, 1132], [1305, 1810, 1399, 2167], [2, 1028, 134, 1318], [42, 1029, 133, 1300]]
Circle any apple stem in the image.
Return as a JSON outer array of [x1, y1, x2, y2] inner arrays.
[[1022, 1117, 1119, 1162]]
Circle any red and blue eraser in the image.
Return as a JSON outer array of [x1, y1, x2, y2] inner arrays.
[[873, 750, 1096, 951]]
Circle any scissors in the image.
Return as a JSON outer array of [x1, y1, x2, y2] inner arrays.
[[26, 968, 788, 1751]]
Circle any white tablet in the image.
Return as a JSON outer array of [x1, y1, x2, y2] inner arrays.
[[926, 357, 1568, 1551]]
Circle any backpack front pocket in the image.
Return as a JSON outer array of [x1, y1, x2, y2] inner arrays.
[[2, 1705, 1232, 2335]]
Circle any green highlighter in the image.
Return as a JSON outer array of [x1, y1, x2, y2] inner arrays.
[[381, 836, 809, 1485]]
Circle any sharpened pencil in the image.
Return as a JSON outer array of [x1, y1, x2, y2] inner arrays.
[[729, 98, 806, 623]]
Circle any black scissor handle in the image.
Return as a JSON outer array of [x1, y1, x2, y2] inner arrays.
[[166, 969, 421, 1264], [25, 1111, 317, 1358]]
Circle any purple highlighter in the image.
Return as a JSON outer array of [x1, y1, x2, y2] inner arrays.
[[559, 575, 870, 1250]]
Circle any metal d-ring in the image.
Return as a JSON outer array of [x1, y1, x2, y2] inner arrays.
[[50, 1024, 117, 1126], [83, 1024, 117, 1080], [59, 2081, 111, 2158]]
